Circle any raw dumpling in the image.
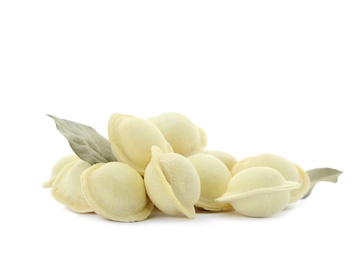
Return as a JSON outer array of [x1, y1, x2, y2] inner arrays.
[[81, 162, 154, 222], [144, 146, 200, 218], [217, 167, 300, 217], [205, 150, 237, 171], [232, 153, 310, 203], [149, 112, 207, 157], [51, 160, 93, 213], [42, 154, 79, 188], [188, 154, 232, 211], [108, 113, 172, 174]]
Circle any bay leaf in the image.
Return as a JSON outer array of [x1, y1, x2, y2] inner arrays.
[[47, 115, 117, 165], [302, 168, 343, 199]]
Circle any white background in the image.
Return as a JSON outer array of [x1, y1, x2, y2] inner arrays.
[[1, 1, 359, 259]]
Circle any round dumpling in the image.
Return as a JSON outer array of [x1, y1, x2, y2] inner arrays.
[[217, 167, 299, 217], [149, 112, 207, 157], [81, 162, 154, 222], [188, 154, 232, 211], [144, 146, 200, 218], [232, 153, 310, 203], [51, 160, 93, 213], [108, 113, 172, 174]]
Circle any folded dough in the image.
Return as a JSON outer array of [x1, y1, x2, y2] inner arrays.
[[144, 146, 200, 218], [217, 167, 300, 217], [81, 162, 154, 222]]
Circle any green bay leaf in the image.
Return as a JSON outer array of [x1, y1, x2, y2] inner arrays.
[[302, 168, 343, 199], [47, 115, 116, 165]]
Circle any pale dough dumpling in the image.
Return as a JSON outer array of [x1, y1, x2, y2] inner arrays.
[[108, 113, 172, 174], [81, 162, 154, 222], [144, 146, 201, 218], [205, 150, 237, 171], [51, 160, 93, 213], [217, 167, 300, 217], [231, 153, 310, 203], [149, 112, 207, 157], [42, 154, 79, 188], [188, 154, 232, 211]]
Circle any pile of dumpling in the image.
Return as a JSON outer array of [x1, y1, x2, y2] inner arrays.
[[43, 112, 342, 222]]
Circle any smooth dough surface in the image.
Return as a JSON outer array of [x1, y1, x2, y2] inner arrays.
[[149, 112, 207, 156], [205, 150, 237, 171], [81, 162, 153, 222], [231, 153, 307, 203], [43, 154, 79, 188], [51, 160, 93, 213], [144, 146, 200, 218], [188, 154, 232, 211], [217, 167, 299, 217], [108, 113, 172, 174]]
